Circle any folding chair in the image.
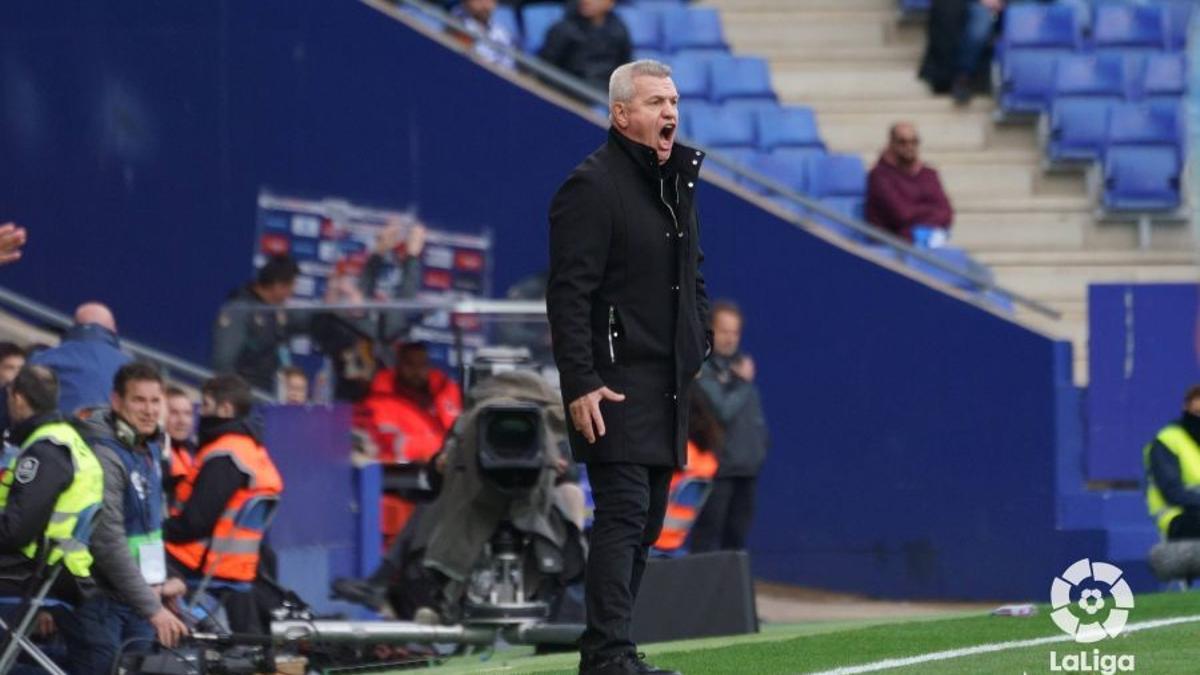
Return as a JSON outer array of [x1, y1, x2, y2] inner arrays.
[[183, 495, 280, 632], [0, 503, 101, 675]]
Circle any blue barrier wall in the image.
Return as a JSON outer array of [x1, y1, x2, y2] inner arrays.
[[1087, 284, 1200, 482], [1, 0, 1101, 599]]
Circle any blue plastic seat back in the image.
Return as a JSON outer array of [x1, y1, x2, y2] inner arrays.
[[1000, 50, 1067, 113], [669, 54, 711, 100], [1141, 51, 1187, 99], [745, 152, 808, 195], [492, 6, 520, 41], [756, 106, 823, 151], [1052, 53, 1127, 98], [709, 56, 776, 103], [521, 4, 565, 53], [1000, 3, 1082, 50], [1092, 3, 1168, 50], [688, 106, 756, 150], [1049, 97, 1120, 162], [1107, 100, 1183, 148], [662, 7, 727, 53], [807, 154, 867, 199], [702, 147, 758, 183], [1165, 0, 1195, 50], [1103, 146, 1181, 210], [614, 7, 662, 51]]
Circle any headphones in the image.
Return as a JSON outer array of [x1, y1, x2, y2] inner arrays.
[[113, 413, 158, 448]]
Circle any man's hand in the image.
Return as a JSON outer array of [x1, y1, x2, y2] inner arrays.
[[0, 223, 27, 266], [160, 577, 187, 599], [569, 387, 625, 444], [731, 355, 756, 382], [149, 607, 189, 648], [405, 224, 427, 259]]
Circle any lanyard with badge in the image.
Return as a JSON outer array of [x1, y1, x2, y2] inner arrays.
[[129, 441, 167, 584]]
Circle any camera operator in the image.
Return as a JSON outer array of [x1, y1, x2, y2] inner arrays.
[[164, 375, 283, 634], [65, 363, 188, 672]]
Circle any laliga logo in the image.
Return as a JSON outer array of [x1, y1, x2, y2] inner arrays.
[[1050, 558, 1135, 643]]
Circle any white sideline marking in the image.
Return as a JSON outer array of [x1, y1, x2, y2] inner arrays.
[[807, 614, 1200, 674]]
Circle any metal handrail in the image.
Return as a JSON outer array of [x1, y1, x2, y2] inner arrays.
[[382, 0, 1062, 320]]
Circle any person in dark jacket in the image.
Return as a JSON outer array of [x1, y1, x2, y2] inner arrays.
[[1144, 385, 1200, 540], [64, 363, 188, 673], [211, 255, 301, 393], [865, 122, 954, 244], [690, 301, 769, 553], [547, 59, 709, 675], [30, 303, 132, 417], [539, 0, 632, 94]]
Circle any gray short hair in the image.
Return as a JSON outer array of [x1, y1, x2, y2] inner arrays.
[[609, 60, 673, 108]]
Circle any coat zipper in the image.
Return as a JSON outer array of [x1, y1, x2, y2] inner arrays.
[[607, 305, 617, 364], [659, 177, 680, 233]]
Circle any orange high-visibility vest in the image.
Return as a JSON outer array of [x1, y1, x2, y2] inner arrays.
[[655, 442, 719, 552], [166, 440, 196, 515], [165, 433, 283, 582]]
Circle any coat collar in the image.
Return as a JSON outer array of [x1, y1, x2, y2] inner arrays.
[[607, 127, 704, 185], [64, 322, 121, 349]]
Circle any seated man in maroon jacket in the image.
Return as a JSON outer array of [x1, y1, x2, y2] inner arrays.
[[865, 122, 954, 244]]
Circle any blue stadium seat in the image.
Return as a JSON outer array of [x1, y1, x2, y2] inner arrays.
[[1047, 98, 1120, 163], [744, 152, 807, 195], [701, 147, 757, 183], [492, 6, 520, 41], [1165, 0, 1196, 50], [669, 54, 711, 100], [521, 4, 565, 53], [709, 56, 778, 106], [719, 99, 781, 116], [1102, 146, 1182, 211], [687, 107, 757, 151], [999, 51, 1065, 114], [998, 3, 1082, 51], [905, 247, 993, 291], [678, 100, 715, 137], [756, 106, 824, 152], [615, 7, 663, 52], [634, 48, 667, 62], [1140, 52, 1187, 100], [1106, 101, 1183, 149], [661, 7, 728, 54], [1092, 3, 1168, 52], [769, 146, 828, 166], [1052, 53, 1127, 99], [806, 154, 866, 199], [813, 197, 868, 241]]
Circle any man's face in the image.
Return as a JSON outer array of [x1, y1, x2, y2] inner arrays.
[[712, 311, 742, 358], [464, 0, 496, 22], [111, 379, 164, 437], [284, 373, 308, 405], [889, 124, 920, 165], [165, 395, 195, 442], [613, 75, 679, 164], [201, 394, 236, 419], [0, 355, 24, 387], [395, 348, 431, 392], [1187, 396, 1200, 417], [261, 280, 296, 306], [578, 0, 614, 21]]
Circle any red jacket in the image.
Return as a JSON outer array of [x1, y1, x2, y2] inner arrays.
[[353, 368, 462, 463], [865, 152, 953, 241]]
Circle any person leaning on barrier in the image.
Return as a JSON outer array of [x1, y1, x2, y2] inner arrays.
[[211, 255, 301, 393], [0, 365, 103, 610], [163, 374, 283, 634], [1145, 385, 1200, 540], [64, 363, 188, 672]]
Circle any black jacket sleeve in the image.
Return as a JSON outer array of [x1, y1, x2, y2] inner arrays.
[[0, 441, 73, 553], [547, 172, 612, 404], [1149, 440, 1200, 510], [162, 457, 247, 543], [538, 21, 573, 70], [694, 218, 712, 352]]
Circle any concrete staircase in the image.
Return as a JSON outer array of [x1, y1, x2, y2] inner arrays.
[[703, 0, 1198, 383]]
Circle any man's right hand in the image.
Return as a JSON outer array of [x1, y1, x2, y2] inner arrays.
[[149, 607, 189, 648], [0, 223, 27, 266], [568, 386, 625, 444]]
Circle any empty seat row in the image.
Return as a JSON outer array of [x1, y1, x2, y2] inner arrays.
[[999, 50, 1185, 114], [685, 105, 824, 154], [998, 1, 1193, 54], [1048, 99, 1183, 163], [513, 4, 728, 55], [670, 54, 776, 107]]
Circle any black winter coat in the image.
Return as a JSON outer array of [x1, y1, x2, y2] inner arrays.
[[547, 129, 711, 467]]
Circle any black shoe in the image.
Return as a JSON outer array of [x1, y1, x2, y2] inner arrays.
[[331, 577, 387, 611], [579, 653, 637, 675], [951, 76, 972, 106], [627, 652, 680, 675]]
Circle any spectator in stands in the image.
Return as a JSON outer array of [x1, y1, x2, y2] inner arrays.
[[1144, 385, 1200, 541], [164, 374, 283, 635], [30, 302, 132, 417], [865, 122, 954, 244], [0, 342, 26, 433], [690, 301, 768, 554], [67, 363, 188, 671], [163, 386, 197, 513], [451, 0, 517, 69], [211, 255, 301, 393], [538, 0, 632, 94], [0, 222, 27, 266], [281, 366, 309, 405], [919, 0, 1003, 104]]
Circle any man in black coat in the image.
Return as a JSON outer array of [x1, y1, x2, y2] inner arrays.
[[538, 0, 632, 94], [547, 59, 710, 675]]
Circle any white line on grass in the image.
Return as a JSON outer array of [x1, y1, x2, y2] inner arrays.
[[807, 614, 1200, 674]]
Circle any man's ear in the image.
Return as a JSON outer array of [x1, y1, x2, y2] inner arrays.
[[109, 391, 121, 412], [611, 102, 627, 129]]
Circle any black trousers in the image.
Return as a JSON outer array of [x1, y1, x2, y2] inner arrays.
[[1168, 509, 1200, 540], [581, 463, 673, 659], [689, 476, 758, 553]]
